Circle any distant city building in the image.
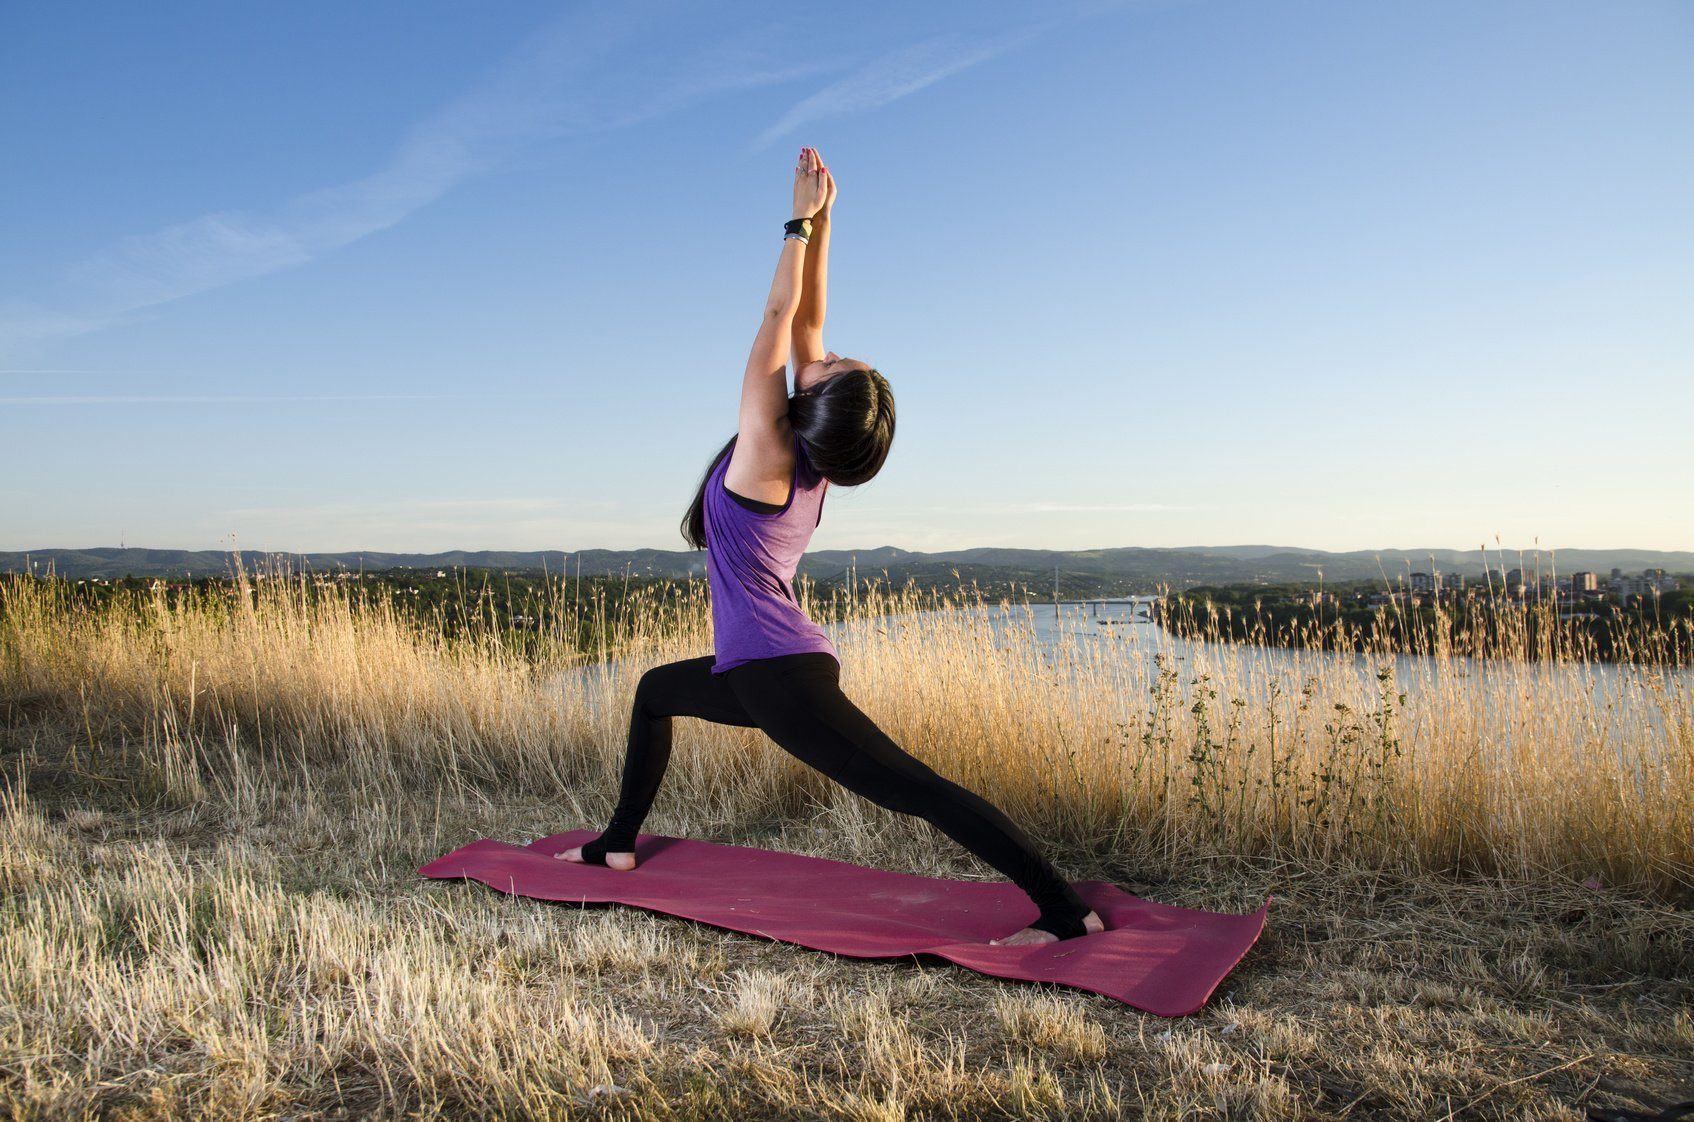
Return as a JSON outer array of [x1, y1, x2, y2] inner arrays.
[[1571, 571, 1598, 593], [1609, 569, 1677, 599], [1409, 571, 1435, 593], [1367, 591, 1410, 611]]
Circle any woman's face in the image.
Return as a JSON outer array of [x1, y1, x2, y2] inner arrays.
[[795, 351, 871, 394]]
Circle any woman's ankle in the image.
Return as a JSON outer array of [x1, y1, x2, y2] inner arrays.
[[578, 832, 636, 866], [1029, 902, 1093, 940]]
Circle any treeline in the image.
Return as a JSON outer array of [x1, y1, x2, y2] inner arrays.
[[10, 565, 955, 664], [1152, 581, 1694, 665], [20, 568, 708, 661]]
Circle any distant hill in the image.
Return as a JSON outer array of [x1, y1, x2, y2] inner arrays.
[[6, 544, 1690, 590]]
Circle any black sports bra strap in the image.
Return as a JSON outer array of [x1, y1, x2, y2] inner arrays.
[[720, 429, 800, 514], [724, 483, 785, 514]]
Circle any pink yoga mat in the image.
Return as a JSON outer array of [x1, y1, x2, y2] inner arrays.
[[419, 829, 1271, 1016]]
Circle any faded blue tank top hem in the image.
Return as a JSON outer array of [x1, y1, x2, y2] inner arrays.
[[705, 428, 839, 676]]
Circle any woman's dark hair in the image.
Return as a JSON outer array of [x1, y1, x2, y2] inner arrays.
[[681, 365, 894, 550]]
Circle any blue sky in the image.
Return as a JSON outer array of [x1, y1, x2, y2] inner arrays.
[[3, 0, 1690, 555]]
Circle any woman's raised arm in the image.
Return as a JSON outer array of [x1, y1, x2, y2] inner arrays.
[[738, 152, 829, 451], [793, 150, 834, 368]]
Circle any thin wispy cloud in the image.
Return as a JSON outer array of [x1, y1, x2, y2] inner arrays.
[[4, 0, 1149, 360], [747, 0, 1158, 151], [750, 23, 1051, 152], [0, 393, 531, 406], [221, 495, 621, 518], [1019, 502, 1191, 513], [1, 0, 830, 353], [890, 501, 1192, 514]]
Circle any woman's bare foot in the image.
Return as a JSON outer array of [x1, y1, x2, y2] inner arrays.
[[554, 845, 636, 871], [990, 909, 1105, 946]]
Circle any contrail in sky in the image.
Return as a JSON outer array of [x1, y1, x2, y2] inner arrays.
[[0, 393, 560, 405], [748, 0, 1161, 150], [749, 24, 1052, 152], [3, 0, 1150, 354], [0, 0, 826, 353]]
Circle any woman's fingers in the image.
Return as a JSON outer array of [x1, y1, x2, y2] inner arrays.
[[795, 148, 829, 209]]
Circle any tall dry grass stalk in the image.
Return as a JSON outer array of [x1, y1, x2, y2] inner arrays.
[[2, 557, 1688, 899]]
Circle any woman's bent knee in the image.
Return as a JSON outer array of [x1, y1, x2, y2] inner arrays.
[[632, 666, 666, 712]]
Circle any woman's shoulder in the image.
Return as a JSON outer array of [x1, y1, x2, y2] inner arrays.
[[724, 419, 798, 503]]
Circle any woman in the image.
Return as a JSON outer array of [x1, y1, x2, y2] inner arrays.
[[559, 147, 1104, 946]]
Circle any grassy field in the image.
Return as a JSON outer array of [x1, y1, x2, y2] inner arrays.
[[1, 561, 1690, 1120]]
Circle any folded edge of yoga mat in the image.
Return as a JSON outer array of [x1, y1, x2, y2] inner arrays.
[[418, 829, 1271, 1017]]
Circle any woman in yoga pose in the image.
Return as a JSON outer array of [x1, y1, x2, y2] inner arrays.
[[559, 147, 1104, 946]]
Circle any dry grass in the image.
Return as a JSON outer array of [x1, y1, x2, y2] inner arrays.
[[1, 561, 1690, 1120]]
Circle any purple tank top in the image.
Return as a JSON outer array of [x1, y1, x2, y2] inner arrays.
[[706, 428, 839, 675]]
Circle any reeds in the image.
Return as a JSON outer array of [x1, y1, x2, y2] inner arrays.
[[3, 556, 1689, 899]]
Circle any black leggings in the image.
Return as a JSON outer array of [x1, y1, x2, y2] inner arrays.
[[577, 651, 1092, 938]]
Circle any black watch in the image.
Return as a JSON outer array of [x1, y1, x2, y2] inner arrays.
[[783, 217, 813, 237]]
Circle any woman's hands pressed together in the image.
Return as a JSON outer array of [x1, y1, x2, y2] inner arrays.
[[762, 147, 835, 317], [792, 146, 834, 221]]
